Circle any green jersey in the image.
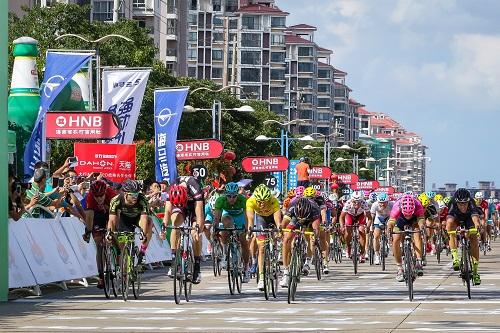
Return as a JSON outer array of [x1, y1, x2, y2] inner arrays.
[[214, 194, 246, 216], [109, 193, 149, 219]]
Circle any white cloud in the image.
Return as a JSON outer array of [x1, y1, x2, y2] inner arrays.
[[325, 0, 368, 18], [391, 0, 457, 25]]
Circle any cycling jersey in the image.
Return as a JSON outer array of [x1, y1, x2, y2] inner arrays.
[[311, 196, 327, 210], [84, 187, 117, 213], [439, 206, 449, 222], [342, 198, 370, 216], [488, 203, 496, 219], [447, 201, 479, 229], [390, 198, 424, 220], [109, 193, 149, 219], [285, 198, 321, 226], [370, 201, 393, 220], [168, 176, 204, 202], [424, 204, 438, 220], [246, 195, 280, 217], [214, 194, 246, 216], [204, 203, 214, 223]]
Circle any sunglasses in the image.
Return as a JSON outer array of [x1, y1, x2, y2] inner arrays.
[[227, 194, 238, 199], [126, 192, 139, 199]]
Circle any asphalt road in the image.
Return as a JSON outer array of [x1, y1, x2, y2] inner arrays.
[[2, 244, 500, 332]]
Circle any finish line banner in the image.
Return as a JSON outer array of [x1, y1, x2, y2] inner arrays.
[[154, 87, 188, 183], [102, 69, 150, 144]]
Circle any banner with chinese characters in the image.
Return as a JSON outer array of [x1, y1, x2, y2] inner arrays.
[[102, 69, 150, 144], [73, 143, 136, 182], [154, 87, 189, 183]]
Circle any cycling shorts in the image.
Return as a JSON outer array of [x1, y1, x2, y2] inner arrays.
[[222, 211, 246, 230], [345, 213, 366, 226], [487, 219, 494, 226], [374, 215, 389, 229], [117, 214, 141, 233], [394, 215, 418, 231]]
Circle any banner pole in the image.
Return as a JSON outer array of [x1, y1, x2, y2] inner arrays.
[[0, 0, 9, 301]]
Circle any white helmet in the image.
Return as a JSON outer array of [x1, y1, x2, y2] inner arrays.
[[351, 191, 363, 201], [437, 200, 446, 210], [329, 193, 339, 201], [474, 192, 484, 199]]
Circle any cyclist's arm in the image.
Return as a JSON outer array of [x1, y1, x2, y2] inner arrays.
[[365, 211, 373, 227], [246, 208, 255, 230], [163, 200, 172, 227], [472, 214, 480, 229], [273, 208, 282, 227], [339, 211, 346, 228], [213, 208, 222, 225], [320, 208, 327, 224]]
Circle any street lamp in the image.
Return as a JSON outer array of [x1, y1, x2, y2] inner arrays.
[[55, 33, 133, 112]]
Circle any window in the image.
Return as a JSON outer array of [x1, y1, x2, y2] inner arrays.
[[298, 47, 313, 56], [93, 1, 123, 21], [299, 110, 313, 120], [317, 126, 329, 135], [189, 32, 197, 42], [133, 0, 145, 8], [298, 62, 314, 73], [270, 69, 285, 80], [188, 13, 197, 25], [167, 19, 176, 35], [241, 68, 260, 82], [318, 69, 331, 78], [213, 0, 221, 11], [271, 17, 286, 28], [270, 104, 284, 114], [317, 113, 330, 121], [213, 32, 223, 43], [212, 67, 223, 78], [271, 34, 285, 46], [242, 16, 260, 30], [318, 84, 330, 93], [213, 17, 223, 27], [212, 49, 223, 61], [188, 67, 196, 77], [301, 94, 313, 103], [270, 87, 285, 98], [241, 51, 261, 65], [270, 52, 285, 63], [334, 88, 346, 98], [299, 125, 312, 134], [298, 78, 313, 88], [241, 85, 260, 99], [226, 0, 238, 12], [334, 103, 346, 111], [318, 98, 331, 108], [188, 49, 197, 60], [137, 20, 146, 29], [241, 33, 261, 47], [189, 0, 197, 10], [229, 19, 238, 29], [167, 0, 177, 13]]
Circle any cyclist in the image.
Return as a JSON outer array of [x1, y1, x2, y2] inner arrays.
[[447, 188, 481, 285], [388, 193, 425, 281], [280, 197, 321, 287], [204, 192, 219, 254], [488, 198, 498, 241], [213, 182, 250, 283], [108, 180, 152, 264], [339, 191, 372, 263], [370, 192, 393, 265], [304, 187, 329, 274], [163, 176, 205, 284], [83, 180, 116, 288], [246, 184, 281, 291], [474, 192, 490, 251], [420, 195, 439, 259]]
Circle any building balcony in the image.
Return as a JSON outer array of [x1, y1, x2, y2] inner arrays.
[[133, 0, 155, 17], [166, 56, 177, 62]]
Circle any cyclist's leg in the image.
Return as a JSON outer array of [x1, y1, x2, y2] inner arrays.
[[138, 214, 153, 254], [220, 211, 234, 261], [373, 222, 382, 253], [319, 225, 328, 263], [446, 217, 460, 270], [233, 213, 249, 269], [254, 214, 268, 280], [344, 213, 354, 256], [358, 214, 367, 258]]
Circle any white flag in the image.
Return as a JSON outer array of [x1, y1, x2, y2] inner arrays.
[[102, 69, 150, 144]]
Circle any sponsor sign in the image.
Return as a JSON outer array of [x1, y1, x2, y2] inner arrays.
[[309, 166, 332, 180], [176, 139, 224, 160], [45, 112, 120, 139], [337, 173, 359, 185], [192, 164, 208, 181], [241, 156, 289, 173], [374, 186, 396, 194], [351, 180, 380, 191], [287, 160, 300, 190], [74, 143, 136, 182], [264, 175, 278, 189]]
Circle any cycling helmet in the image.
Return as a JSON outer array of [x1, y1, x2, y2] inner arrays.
[[434, 194, 443, 202], [122, 179, 140, 193], [90, 180, 107, 196], [363, 190, 371, 199], [418, 192, 428, 203], [400, 194, 416, 215], [315, 190, 322, 198], [351, 191, 363, 201], [254, 184, 272, 201], [369, 192, 378, 202], [208, 192, 220, 210], [225, 182, 239, 195], [437, 200, 446, 210], [474, 191, 484, 200], [425, 191, 436, 199], [404, 191, 414, 196], [283, 197, 291, 209], [295, 197, 313, 218], [443, 196, 451, 205], [454, 188, 471, 203], [304, 187, 316, 198], [295, 186, 305, 198], [169, 184, 188, 207], [377, 192, 389, 202], [287, 189, 296, 198], [420, 196, 431, 207]]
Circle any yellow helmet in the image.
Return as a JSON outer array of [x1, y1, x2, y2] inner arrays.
[[418, 193, 428, 203], [434, 194, 443, 202], [304, 187, 317, 198], [421, 196, 431, 207]]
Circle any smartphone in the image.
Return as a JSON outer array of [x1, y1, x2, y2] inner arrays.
[[68, 156, 78, 168], [58, 178, 65, 187], [16, 184, 22, 194], [82, 181, 90, 190], [52, 177, 60, 188], [91, 172, 100, 179]]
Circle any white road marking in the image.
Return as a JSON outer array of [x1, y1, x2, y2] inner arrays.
[[21, 326, 99, 330]]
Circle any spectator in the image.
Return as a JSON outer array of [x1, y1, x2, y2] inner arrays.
[[8, 171, 32, 221], [146, 181, 165, 210], [296, 157, 311, 187], [24, 168, 65, 218]]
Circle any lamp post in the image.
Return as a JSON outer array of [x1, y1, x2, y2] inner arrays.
[[54, 33, 133, 112], [184, 85, 254, 140]]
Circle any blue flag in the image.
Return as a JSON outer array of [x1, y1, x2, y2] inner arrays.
[[154, 88, 188, 183], [23, 52, 93, 178]]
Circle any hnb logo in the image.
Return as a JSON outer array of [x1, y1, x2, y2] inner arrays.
[[113, 79, 141, 88]]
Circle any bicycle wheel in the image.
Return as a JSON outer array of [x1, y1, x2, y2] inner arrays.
[[314, 244, 322, 281], [173, 247, 183, 304], [227, 246, 235, 295], [121, 245, 131, 301], [132, 247, 141, 300], [461, 242, 471, 299], [336, 236, 343, 263], [212, 240, 222, 277], [404, 243, 414, 301], [101, 244, 112, 299], [235, 244, 243, 294], [288, 245, 300, 304], [436, 233, 442, 264], [271, 251, 279, 299], [184, 248, 194, 302], [352, 234, 358, 275], [263, 246, 271, 300], [381, 235, 387, 271], [368, 233, 374, 266], [110, 245, 119, 298]]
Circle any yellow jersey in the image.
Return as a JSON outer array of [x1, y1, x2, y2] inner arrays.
[[246, 195, 280, 217]]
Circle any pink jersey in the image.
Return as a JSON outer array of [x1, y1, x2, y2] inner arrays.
[[390, 197, 424, 220]]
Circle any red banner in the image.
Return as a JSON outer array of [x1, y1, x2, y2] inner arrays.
[[336, 173, 359, 185], [46, 112, 120, 139], [74, 143, 136, 182], [374, 186, 396, 194], [309, 166, 332, 179], [351, 180, 380, 191], [176, 139, 223, 160], [241, 156, 289, 173]]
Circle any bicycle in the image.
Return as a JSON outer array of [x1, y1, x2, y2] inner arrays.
[[312, 227, 323, 281], [347, 221, 362, 275], [367, 228, 375, 266], [392, 226, 420, 301], [379, 223, 389, 271], [114, 229, 145, 301], [427, 225, 444, 264], [166, 224, 196, 304], [250, 227, 280, 300], [97, 228, 118, 299], [207, 223, 223, 277], [284, 226, 314, 304], [451, 227, 478, 299], [329, 224, 343, 264], [216, 226, 244, 295]]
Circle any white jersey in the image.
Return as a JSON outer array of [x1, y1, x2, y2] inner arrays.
[[370, 201, 394, 223]]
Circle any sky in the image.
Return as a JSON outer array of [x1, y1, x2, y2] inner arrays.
[[279, 0, 500, 190]]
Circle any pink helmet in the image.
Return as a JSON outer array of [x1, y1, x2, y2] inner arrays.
[[363, 190, 371, 199], [295, 186, 305, 198], [400, 194, 416, 215], [315, 190, 322, 197]]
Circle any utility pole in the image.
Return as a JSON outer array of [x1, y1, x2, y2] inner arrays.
[[230, 35, 237, 94], [222, 17, 229, 87], [113, 0, 120, 23]]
